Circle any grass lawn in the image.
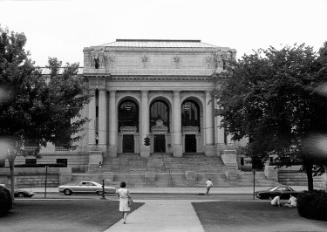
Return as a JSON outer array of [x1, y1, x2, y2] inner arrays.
[[192, 201, 327, 232], [0, 199, 143, 232]]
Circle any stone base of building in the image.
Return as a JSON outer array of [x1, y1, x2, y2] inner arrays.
[[205, 145, 216, 156], [97, 144, 108, 152], [108, 145, 117, 157], [173, 144, 183, 157], [140, 146, 150, 157], [88, 150, 103, 165]]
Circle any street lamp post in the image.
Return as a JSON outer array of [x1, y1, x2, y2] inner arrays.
[[98, 161, 106, 200], [44, 165, 48, 199]]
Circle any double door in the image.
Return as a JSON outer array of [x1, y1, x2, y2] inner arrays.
[[154, 134, 166, 153]]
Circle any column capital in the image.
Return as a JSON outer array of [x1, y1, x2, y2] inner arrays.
[[173, 90, 180, 97], [141, 90, 148, 96], [205, 90, 212, 96]]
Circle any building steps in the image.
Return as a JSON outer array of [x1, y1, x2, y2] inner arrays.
[[278, 170, 325, 188], [72, 153, 278, 187]]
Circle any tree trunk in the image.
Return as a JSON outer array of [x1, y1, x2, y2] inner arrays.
[[305, 161, 314, 191], [8, 157, 15, 201]]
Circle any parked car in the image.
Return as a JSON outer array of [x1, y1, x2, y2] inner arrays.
[[14, 189, 34, 198], [255, 185, 301, 200], [58, 181, 116, 195], [0, 184, 34, 198], [0, 185, 12, 215]]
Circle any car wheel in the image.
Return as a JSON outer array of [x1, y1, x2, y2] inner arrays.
[[63, 189, 72, 195], [17, 193, 25, 198], [96, 191, 103, 195]]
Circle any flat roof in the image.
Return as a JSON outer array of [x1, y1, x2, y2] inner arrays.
[[97, 39, 218, 48]]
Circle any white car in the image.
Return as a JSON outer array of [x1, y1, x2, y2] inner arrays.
[[58, 181, 116, 195]]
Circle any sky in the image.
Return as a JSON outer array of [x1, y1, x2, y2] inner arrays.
[[0, 0, 327, 66]]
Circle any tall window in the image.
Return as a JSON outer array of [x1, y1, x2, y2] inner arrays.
[[182, 100, 200, 127], [118, 100, 139, 131], [150, 100, 169, 131]]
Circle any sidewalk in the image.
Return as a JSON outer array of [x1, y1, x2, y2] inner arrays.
[[24, 186, 308, 194], [104, 200, 205, 232]]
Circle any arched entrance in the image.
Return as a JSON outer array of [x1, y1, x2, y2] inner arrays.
[[118, 99, 139, 153], [150, 99, 170, 153], [182, 99, 200, 153]]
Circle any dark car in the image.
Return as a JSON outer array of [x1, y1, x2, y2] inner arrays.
[[0, 185, 12, 215], [13, 189, 34, 198], [255, 185, 301, 200], [0, 184, 34, 198]]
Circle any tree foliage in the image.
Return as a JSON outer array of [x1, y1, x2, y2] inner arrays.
[[0, 26, 89, 196], [0, 27, 89, 148], [216, 44, 327, 190]]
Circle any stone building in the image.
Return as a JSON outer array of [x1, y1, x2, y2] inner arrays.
[[83, 39, 237, 165], [5, 39, 269, 188]]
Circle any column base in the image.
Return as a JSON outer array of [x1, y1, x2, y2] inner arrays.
[[173, 144, 183, 157], [97, 144, 108, 152], [205, 145, 217, 156], [140, 146, 150, 157], [88, 151, 103, 171], [108, 145, 117, 157]]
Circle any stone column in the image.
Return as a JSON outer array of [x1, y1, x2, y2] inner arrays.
[[88, 89, 103, 170], [172, 91, 182, 157], [140, 90, 150, 157], [88, 89, 96, 149], [205, 91, 216, 156], [98, 89, 107, 151], [108, 90, 117, 157]]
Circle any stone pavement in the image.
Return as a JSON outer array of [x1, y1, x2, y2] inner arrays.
[[104, 200, 205, 232]]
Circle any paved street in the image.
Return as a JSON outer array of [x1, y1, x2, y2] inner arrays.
[[31, 192, 254, 200]]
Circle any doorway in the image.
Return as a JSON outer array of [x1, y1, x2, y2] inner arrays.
[[185, 134, 196, 153], [154, 134, 166, 153], [123, 135, 134, 153]]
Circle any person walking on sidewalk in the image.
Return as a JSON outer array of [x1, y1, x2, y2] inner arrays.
[[206, 178, 214, 195], [116, 181, 132, 224]]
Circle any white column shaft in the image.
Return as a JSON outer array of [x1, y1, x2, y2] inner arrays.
[[88, 89, 96, 146], [109, 91, 117, 146], [141, 91, 149, 139], [205, 91, 214, 145], [173, 91, 182, 145], [98, 89, 107, 147]]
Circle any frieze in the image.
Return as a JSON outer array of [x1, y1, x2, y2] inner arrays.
[[182, 126, 200, 132], [85, 75, 214, 82], [120, 126, 137, 133]]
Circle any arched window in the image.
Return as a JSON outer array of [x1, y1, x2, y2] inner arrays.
[[150, 100, 169, 131], [182, 100, 200, 127], [118, 100, 138, 131]]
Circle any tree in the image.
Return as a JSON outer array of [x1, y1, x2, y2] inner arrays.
[[0, 26, 89, 198], [215, 44, 327, 191]]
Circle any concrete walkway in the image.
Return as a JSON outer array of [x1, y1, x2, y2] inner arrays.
[[104, 200, 205, 232]]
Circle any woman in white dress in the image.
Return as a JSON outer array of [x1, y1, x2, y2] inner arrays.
[[116, 181, 131, 224]]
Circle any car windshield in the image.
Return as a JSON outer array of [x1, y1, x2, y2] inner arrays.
[[268, 186, 279, 192]]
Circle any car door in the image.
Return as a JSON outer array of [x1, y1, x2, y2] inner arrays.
[[88, 182, 99, 193], [78, 181, 89, 192]]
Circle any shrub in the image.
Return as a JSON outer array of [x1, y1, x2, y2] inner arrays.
[[297, 190, 327, 220], [0, 186, 12, 216]]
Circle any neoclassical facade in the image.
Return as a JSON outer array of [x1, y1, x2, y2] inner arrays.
[[83, 39, 236, 161]]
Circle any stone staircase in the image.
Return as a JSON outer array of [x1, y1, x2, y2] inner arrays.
[[71, 153, 277, 187], [278, 169, 325, 189]]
